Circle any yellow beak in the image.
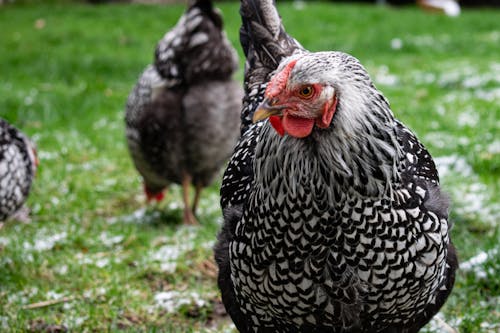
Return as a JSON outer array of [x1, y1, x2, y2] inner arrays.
[[252, 98, 284, 123]]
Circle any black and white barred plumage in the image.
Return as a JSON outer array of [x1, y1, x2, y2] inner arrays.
[[0, 119, 37, 222], [125, 0, 241, 223], [215, 1, 457, 332]]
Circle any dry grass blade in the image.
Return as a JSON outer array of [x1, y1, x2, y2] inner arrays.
[[22, 296, 77, 310]]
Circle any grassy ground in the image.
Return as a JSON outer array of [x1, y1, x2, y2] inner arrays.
[[0, 1, 499, 332]]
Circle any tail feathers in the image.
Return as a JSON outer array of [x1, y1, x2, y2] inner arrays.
[[188, 0, 212, 10], [240, 0, 301, 67], [239, 0, 303, 133], [188, 0, 223, 28]]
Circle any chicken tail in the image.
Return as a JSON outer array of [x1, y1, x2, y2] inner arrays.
[[238, 0, 302, 133]]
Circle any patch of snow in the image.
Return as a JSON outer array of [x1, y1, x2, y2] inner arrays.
[[0, 316, 9, 330], [390, 38, 403, 50], [168, 201, 181, 210], [55, 265, 68, 275], [46, 290, 65, 300], [456, 112, 478, 128], [148, 226, 198, 273], [50, 196, 60, 207], [151, 243, 187, 273], [203, 323, 237, 333], [93, 118, 110, 130], [460, 249, 498, 280], [160, 262, 177, 273], [0, 237, 9, 247], [475, 88, 500, 102], [63, 302, 73, 311], [460, 251, 488, 271], [198, 192, 222, 216], [201, 240, 215, 250], [75, 252, 120, 268], [434, 155, 473, 178], [480, 322, 500, 330], [83, 290, 93, 299], [107, 208, 158, 225], [293, 0, 306, 10], [154, 290, 207, 313], [373, 65, 398, 86], [410, 35, 437, 48], [76, 253, 94, 265], [434, 155, 499, 225], [73, 316, 87, 327], [28, 287, 39, 297], [24, 231, 67, 252], [7, 291, 28, 305], [99, 232, 124, 247], [411, 71, 437, 85], [38, 151, 58, 161], [486, 140, 500, 154], [95, 258, 110, 268], [426, 312, 457, 333]]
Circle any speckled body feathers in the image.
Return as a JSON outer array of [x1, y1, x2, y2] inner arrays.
[[125, 0, 242, 194], [215, 1, 457, 332], [0, 119, 36, 222]]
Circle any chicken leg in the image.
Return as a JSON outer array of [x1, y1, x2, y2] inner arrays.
[[192, 182, 203, 216], [182, 172, 198, 225]]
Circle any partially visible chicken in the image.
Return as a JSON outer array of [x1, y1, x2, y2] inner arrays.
[[215, 0, 457, 332], [0, 118, 37, 222], [125, 0, 242, 224]]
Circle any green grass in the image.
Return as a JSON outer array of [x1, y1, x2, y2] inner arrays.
[[0, 2, 499, 332]]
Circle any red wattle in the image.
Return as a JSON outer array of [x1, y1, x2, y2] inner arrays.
[[269, 116, 285, 136], [283, 114, 315, 138], [316, 96, 338, 129]]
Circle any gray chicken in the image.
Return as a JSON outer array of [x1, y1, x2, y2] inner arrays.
[[215, 0, 458, 332], [0, 118, 37, 222], [125, 0, 242, 224]]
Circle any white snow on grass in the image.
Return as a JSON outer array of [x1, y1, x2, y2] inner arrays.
[[434, 155, 473, 179], [99, 232, 124, 247], [434, 155, 499, 225], [293, 0, 306, 10], [23, 231, 67, 252], [460, 249, 498, 280], [373, 65, 398, 86], [390, 38, 403, 50], [107, 208, 162, 225], [425, 312, 458, 333], [0, 236, 9, 247], [37, 150, 58, 161], [198, 192, 223, 216], [95, 258, 110, 268], [46, 290, 65, 300], [75, 252, 121, 268], [423, 132, 471, 150], [148, 226, 198, 273], [0, 316, 9, 331], [456, 111, 478, 128], [153, 290, 207, 313], [55, 264, 68, 275], [486, 140, 500, 154]]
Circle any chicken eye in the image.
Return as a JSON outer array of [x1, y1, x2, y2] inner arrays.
[[298, 85, 314, 99]]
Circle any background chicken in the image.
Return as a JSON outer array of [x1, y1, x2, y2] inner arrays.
[[125, 0, 242, 225], [0, 118, 37, 222], [215, 0, 458, 332]]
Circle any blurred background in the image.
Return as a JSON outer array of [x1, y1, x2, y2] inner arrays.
[[0, 0, 498, 332]]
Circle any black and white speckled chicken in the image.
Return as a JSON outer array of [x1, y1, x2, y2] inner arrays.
[[125, 0, 242, 225], [0, 118, 37, 222], [214, 0, 458, 332]]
